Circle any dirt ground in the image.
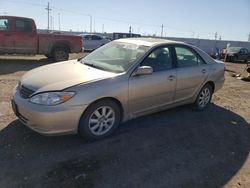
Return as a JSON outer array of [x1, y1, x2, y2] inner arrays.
[[0, 54, 249, 188]]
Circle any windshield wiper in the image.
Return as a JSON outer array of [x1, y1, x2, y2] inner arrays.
[[83, 61, 107, 71]]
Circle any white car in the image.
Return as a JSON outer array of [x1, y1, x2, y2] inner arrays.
[[82, 34, 111, 51]]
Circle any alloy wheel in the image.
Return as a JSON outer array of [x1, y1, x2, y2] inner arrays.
[[198, 88, 211, 108], [88, 106, 115, 136]]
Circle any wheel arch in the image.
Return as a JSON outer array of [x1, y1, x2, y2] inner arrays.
[[50, 41, 70, 54], [204, 81, 215, 93], [79, 97, 124, 126]]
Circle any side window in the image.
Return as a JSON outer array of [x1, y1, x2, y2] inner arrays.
[[84, 35, 92, 40], [175, 46, 204, 68], [141, 47, 172, 72], [0, 18, 10, 31], [92, 35, 102, 40], [16, 19, 32, 32]]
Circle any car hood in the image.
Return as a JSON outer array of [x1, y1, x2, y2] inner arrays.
[[21, 59, 116, 93]]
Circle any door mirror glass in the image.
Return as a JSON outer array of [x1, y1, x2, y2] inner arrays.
[[134, 66, 153, 76]]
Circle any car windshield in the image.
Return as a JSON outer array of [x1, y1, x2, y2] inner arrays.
[[81, 41, 149, 73], [227, 47, 241, 53]]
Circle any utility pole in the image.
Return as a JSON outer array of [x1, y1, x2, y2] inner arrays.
[[45, 2, 52, 31], [58, 13, 61, 31], [88, 15, 92, 33], [102, 24, 104, 33], [129, 26, 132, 37], [219, 35, 222, 40], [214, 32, 218, 40], [161, 24, 164, 37]]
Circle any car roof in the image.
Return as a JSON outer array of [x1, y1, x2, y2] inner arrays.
[[83, 34, 102, 37], [0, 15, 33, 20], [116, 37, 185, 47]]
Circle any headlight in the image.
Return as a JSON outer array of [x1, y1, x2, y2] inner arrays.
[[29, 92, 75, 105]]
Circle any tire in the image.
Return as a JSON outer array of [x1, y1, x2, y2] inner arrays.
[[45, 54, 51, 59], [51, 46, 69, 62], [78, 100, 121, 141], [193, 84, 213, 111]]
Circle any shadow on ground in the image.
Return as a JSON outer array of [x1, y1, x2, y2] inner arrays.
[[0, 104, 249, 188], [0, 58, 53, 75]]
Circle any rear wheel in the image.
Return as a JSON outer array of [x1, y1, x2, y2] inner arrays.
[[193, 84, 213, 111], [45, 54, 51, 59], [78, 100, 121, 141], [51, 46, 69, 62]]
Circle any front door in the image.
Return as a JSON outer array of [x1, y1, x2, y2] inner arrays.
[[0, 18, 14, 53], [13, 18, 37, 54], [129, 46, 176, 116]]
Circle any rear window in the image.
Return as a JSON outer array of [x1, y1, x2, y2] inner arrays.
[[0, 18, 10, 31]]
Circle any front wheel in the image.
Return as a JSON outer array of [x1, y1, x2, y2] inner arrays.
[[193, 84, 213, 111], [78, 100, 121, 141]]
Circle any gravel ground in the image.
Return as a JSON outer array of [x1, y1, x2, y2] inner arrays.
[[0, 55, 249, 188]]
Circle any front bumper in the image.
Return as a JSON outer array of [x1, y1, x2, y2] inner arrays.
[[12, 88, 87, 136]]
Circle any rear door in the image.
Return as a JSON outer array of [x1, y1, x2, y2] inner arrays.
[[129, 46, 176, 116], [174, 45, 209, 102], [13, 18, 37, 54], [0, 17, 14, 53]]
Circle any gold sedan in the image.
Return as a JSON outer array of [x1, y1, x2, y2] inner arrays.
[[12, 38, 225, 141]]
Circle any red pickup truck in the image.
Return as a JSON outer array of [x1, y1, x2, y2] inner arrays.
[[0, 16, 82, 61]]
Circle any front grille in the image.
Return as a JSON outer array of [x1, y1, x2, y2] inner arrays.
[[19, 85, 34, 99]]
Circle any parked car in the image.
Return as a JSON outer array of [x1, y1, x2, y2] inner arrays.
[[82, 34, 110, 51], [12, 38, 225, 141], [0, 16, 82, 61], [225, 47, 250, 63]]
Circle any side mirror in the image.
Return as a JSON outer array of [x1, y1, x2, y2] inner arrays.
[[133, 66, 153, 76]]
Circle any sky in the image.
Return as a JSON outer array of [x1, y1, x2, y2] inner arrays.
[[0, 0, 250, 41]]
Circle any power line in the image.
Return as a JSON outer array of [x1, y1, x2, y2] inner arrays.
[[6, 0, 45, 7], [4, 0, 204, 37]]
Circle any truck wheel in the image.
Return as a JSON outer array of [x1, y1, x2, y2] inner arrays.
[[52, 46, 69, 62], [45, 54, 51, 59]]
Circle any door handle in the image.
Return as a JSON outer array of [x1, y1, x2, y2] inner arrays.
[[202, 69, 207, 74], [168, 75, 175, 81]]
